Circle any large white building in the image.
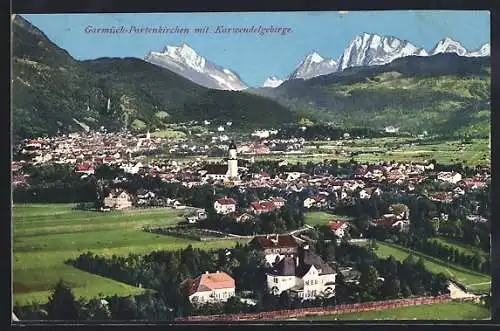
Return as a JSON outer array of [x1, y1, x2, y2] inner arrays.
[[265, 245, 336, 301], [182, 271, 236, 304]]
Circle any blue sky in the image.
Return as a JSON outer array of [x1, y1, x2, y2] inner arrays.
[[21, 11, 490, 87]]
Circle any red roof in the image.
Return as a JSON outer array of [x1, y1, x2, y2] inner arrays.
[[250, 201, 276, 212], [216, 198, 237, 205], [429, 192, 453, 202], [328, 220, 347, 231], [250, 235, 298, 250], [183, 272, 235, 297], [461, 178, 486, 188], [76, 163, 94, 171]]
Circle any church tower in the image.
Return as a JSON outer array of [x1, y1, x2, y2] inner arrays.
[[227, 140, 238, 179]]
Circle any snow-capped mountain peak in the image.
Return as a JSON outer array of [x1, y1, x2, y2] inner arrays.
[[145, 44, 247, 91], [305, 51, 324, 64], [430, 37, 467, 56], [338, 32, 427, 71], [262, 76, 284, 88], [289, 51, 338, 80], [467, 42, 490, 57]]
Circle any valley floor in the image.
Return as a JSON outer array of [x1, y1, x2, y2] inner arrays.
[[13, 204, 245, 306]]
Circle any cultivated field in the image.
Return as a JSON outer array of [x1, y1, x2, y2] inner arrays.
[[304, 211, 354, 226], [13, 204, 247, 306], [371, 242, 491, 294], [262, 137, 490, 166], [300, 301, 490, 320], [136, 137, 490, 167]]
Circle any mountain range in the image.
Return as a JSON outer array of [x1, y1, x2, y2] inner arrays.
[[11, 15, 491, 139], [140, 32, 489, 90], [261, 33, 490, 87], [253, 53, 490, 135]]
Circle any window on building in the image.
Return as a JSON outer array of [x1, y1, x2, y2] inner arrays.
[[315, 280, 318, 285], [305, 280, 309, 286], [274, 277, 278, 283]]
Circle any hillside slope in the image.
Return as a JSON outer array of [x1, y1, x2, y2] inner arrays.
[[253, 54, 490, 135], [12, 16, 295, 139]]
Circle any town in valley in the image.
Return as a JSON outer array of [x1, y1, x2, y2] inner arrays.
[[11, 11, 491, 322]]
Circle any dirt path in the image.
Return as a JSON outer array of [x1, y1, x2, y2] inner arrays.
[[447, 282, 480, 299]]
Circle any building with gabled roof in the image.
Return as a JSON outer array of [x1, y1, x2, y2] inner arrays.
[[266, 245, 336, 301], [328, 220, 349, 238], [103, 189, 133, 210], [249, 234, 299, 265], [214, 197, 237, 214], [181, 271, 236, 304]]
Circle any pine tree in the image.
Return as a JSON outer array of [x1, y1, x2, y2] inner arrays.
[[46, 279, 80, 320]]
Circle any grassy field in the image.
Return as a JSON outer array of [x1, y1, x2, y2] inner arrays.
[[430, 237, 489, 258], [266, 137, 490, 166], [150, 129, 186, 139], [371, 242, 491, 294], [141, 137, 489, 167], [13, 204, 247, 306], [297, 301, 490, 320], [304, 211, 354, 226]]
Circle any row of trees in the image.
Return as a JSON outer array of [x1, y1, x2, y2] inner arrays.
[[198, 201, 305, 236], [68, 243, 267, 318], [334, 243, 450, 303], [391, 236, 490, 274], [14, 280, 176, 321]]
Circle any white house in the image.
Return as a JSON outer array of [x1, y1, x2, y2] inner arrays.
[[285, 172, 304, 181], [214, 198, 237, 214], [328, 221, 349, 238], [437, 172, 462, 184], [359, 187, 382, 199], [103, 189, 133, 210], [266, 246, 336, 301], [385, 126, 399, 133], [303, 196, 328, 209], [182, 271, 236, 304]]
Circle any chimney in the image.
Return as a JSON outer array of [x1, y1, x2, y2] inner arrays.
[[276, 233, 279, 242], [296, 255, 299, 267], [205, 271, 209, 274]]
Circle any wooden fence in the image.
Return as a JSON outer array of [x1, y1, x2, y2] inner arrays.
[[175, 294, 451, 321]]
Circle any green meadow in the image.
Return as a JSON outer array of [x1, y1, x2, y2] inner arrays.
[[304, 211, 354, 226], [13, 204, 246, 306], [371, 242, 491, 294], [298, 301, 489, 320]]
